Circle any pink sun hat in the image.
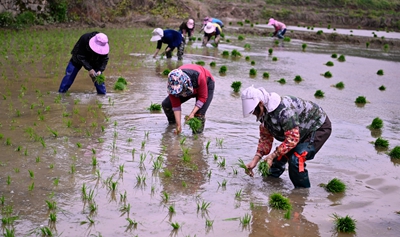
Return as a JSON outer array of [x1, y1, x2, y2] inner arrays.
[[204, 22, 216, 34], [187, 19, 194, 29], [89, 33, 109, 55], [267, 18, 276, 25]]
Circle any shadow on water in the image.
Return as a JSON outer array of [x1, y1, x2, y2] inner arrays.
[[0, 27, 399, 236]]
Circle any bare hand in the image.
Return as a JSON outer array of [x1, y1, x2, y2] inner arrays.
[[89, 69, 96, 78], [246, 159, 258, 177], [174, 125, 182, 135]]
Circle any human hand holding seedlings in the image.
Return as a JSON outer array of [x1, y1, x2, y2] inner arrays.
[[89, 69, 97, 78]]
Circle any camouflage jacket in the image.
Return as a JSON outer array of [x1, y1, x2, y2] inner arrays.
[[256, 95, 327, 157]]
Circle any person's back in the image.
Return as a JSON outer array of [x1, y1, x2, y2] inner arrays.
[[162, 29, 183, 48]]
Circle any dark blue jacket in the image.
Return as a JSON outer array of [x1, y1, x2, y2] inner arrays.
[[156, 30, 183, 49]]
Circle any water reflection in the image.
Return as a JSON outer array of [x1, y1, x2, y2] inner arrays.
[[249, 189, 320, 237]]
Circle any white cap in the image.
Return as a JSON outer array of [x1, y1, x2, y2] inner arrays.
[[150, 28, 164, 41], [241, 86, 263, 117]]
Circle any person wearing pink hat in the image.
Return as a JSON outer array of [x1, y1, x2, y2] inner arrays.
[[202, 22, 222, 47], [162, 64, 216, 135], [199, 16, 224, 33], [241, 86, 332, 188], [179, 18, 195, 39], [268, 18, 287, 39], [58, 31, 109, 94]]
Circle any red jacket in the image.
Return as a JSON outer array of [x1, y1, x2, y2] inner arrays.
[[169, 64, 215, 111]]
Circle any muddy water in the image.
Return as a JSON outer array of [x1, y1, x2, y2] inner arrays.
[[0, 28, 400, 237]]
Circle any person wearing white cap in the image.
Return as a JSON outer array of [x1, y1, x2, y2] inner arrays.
[[58, 31, 110, 94], [241, 86, 332, 188], [202, 22, 222, 47], [151, 28, 184, 60], [179, 18, 195, 39], [267, 18, 287, 39]]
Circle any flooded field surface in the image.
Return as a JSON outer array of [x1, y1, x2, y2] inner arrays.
[[0, 26, 399, 237]]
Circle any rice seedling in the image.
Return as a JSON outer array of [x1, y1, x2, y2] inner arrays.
[[136, 174, 146, 185], [152, 159, 163, 170], [302, 43, 307, 51], [209, 61, 216, 67], [239, 213, 252, 226], [162, 69, 170, 76], [186, 117, 202, 133], [222, 51, 229, 56], [120, 203, 131, 216], [332, 213, 356, 233], [338, 54, 346, 62], [355, 96, 367, 104], [119, 164, 125, 174], [89, 202, 98, 213], [389, 146, 400, 159], [274, 40, 279, 45], [324, 71, 332, 78], [231, 49, 241, 57], [283, 36, 291, 42], [366, 41, 370, 48], [236, 158, 248, 173], [141, 140, 146, 148], [258, 161, 270, 176], [272, 57, 278, 61], [217, 157, 226, 168], [3, 227, 15, 237], [235, 189, 242, 199], [28, 170, 34, 179], [277, 78, 286, 84], [49, 212, 57, 222], [45, 200, 57, 210], [374, 137, 389, 148], [197, 200, 211, 211], [0, 195, 5, 204], [334, 81, 344, 89], [16, 146, 22, 152], [14, 168, 19, 173], [182, 181, 187, 188], [126, 218, 138, 228], [206, 140, 211, 151], [269, 193, 292, 210], [377, 69, 384, 75], [114, 82, 126, 91], [47, 126, 58, 137], [325, 61, 334, 66], [219, 65, 227, 74], [263, 72, 270, 79], [207, 170, 212, 179], [231, 81, 242, 93], [245, 56, 250, 61], [238, 35, 245, 40], [163, 168, 172, 178], [379, 85, 386, 91], [70, 163, 76, 174], [168, 205, 175, 214], [369, 117, 383, 129], [80, 216, 95, 225], [268, 48, 273, 55], [244, 43, 251, 49], [217, 179, 227, 187], [182, 148, 191, 162], [195, 60, 205, 66], [383, 44, 389, 51], [322, 178, 346, 193], [170, 222, 180, 229], [6, 175, 11, 185], [205, 219, 214, 227], [249, 68, 257, 76], [161, 191, 169, 202], [53, 177, 59, 186], [76, 142, 82, 148], [40, 226, 54, 236], [91, 156, 98, 166], [294, 75, 302, 82], [314, 90, 325, 97], [216, 138, 224, 147]]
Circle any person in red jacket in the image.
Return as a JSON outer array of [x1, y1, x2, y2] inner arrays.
[[162, 64, 216, 134]]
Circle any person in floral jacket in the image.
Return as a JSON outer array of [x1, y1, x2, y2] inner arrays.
[[241, 86, 332, 188]]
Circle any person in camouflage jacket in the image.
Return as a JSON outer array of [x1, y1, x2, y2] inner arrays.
[[241, 86, 332, 188]]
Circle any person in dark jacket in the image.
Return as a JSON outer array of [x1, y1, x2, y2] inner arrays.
[[151, 28, 184, 60], [162, 64, 216, 135], [58, 32, 109, 94]]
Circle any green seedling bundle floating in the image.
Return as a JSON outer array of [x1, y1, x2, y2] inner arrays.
[[272, 57, 278, 61], [331, 53, 337, 58], [269, 193, 292, 210], [314, 90, 325, 97], [277, 78, 286, 84], [231, 49, 241, 57], [219, 65, 227, 74], [389, 146, 400, 159], [355, 96, 367, 104], [377, 69, 384, 75], [195, 61, 205, 66], [222, 51, 229, 56], [294, 75, 302, 82], [332, 213, 356, 233], [324, 71, 332, 78], [368, 117, 383, 129], [147, 102, 161, 112], [334, 81, 344, 89], [249, 68, 257, 76], [114, 77, 127, 91], [263, 72, 270, 79], [231, 81, 242, 93], [302, 43, 307, 51], [325, 61, 334, 66], [209, 61, 216, 67], [268, 48, 273, 55], [379, 85, 386, 91], [374, 137, 389, 148], [250, 60, 255, 65], [338, 55, 346, 62], [320, 178, 346, 193]]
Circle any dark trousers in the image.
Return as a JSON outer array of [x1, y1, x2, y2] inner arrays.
[[162, 77, 215, 124], [58, 60, 106, 94], [270, 116, 332, 188]]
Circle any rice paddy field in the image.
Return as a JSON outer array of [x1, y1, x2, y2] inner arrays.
[[0, 25, 399, 237]]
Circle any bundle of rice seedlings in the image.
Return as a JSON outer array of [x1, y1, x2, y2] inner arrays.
[[324, 178, 346, 193], [269, 193, 292, 210], [186, 117, 202, 133], [332, 213, 356, 233], [95, 74, 105, 84], [257, 161, 270, 176]]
